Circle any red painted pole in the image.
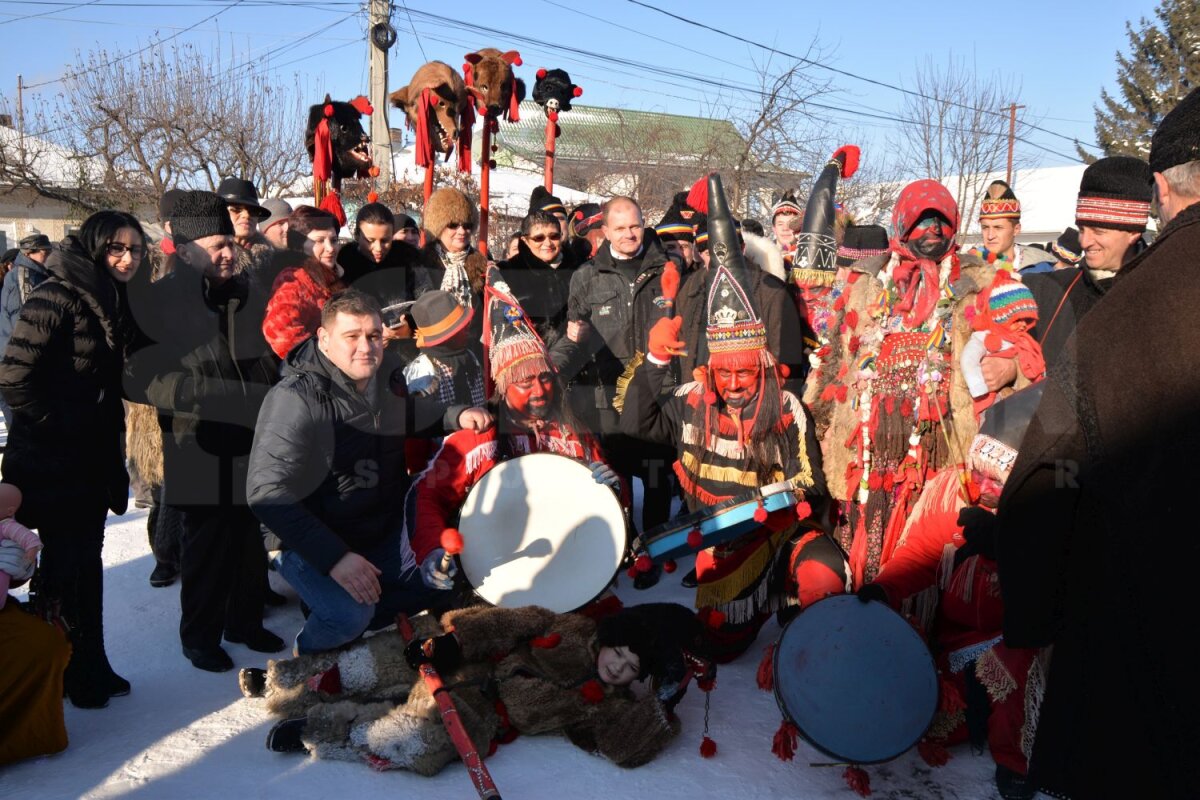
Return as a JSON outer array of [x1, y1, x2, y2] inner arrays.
[[479, 117, 493, 257], [543, 113, 556, 191]]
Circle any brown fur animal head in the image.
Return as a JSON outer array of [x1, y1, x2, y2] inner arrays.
[[463, 48, 526, 120], [390, 61, 470, 154]]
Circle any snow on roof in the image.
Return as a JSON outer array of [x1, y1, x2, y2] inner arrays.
[[0, 125, 106, 187]]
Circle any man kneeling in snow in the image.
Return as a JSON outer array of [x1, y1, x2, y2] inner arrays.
[[242, 602, 710, 772]]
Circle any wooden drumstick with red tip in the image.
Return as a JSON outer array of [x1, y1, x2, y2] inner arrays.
[[440, 528, 464, 574]]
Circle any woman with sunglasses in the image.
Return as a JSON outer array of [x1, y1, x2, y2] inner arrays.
[[415, 188, 487, 352], [499, 210, 584, 346], [0, 211, 149, 708]]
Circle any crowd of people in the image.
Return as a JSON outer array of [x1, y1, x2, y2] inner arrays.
[[1, 85, 1198, 800]]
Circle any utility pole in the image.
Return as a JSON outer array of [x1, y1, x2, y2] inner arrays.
[[1005, 102, 1025, 186], [368, 0, 393, 184], [16, 74, 25, 162]]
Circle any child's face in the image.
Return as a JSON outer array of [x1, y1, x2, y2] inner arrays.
[[596, 646, 641, 686], [1008, 318, 1033, 334]]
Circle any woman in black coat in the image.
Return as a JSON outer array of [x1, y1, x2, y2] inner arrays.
[[499, 210, 581, 348], [0, 211, 148, 708]]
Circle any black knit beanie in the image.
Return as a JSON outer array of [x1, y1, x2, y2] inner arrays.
[[1150, 86, 1200, 175]]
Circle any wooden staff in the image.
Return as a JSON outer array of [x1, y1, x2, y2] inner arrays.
[[478, 116, 495, 257], [543, 112, 556, 191], [397, 614, 502, 800]]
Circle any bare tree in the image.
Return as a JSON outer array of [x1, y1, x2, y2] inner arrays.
[[0, 40, 311, 214], [897, 56, 1035, 225]]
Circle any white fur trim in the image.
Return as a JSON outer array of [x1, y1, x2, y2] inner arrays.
[[337, 646, 380, 694], [356, 710, 433, 767], [743, 232, 787, 282]]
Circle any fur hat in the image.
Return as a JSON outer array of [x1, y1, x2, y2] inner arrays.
[[423, 187, 478, 240], [596, 602, 704, 682], [1150, 86, 1200, 175], [485, 267, 551, 393], [158, 189, 185, 223], [979, 180, 1021, 221], [411, 289, 473, 348], [1050, 227, 1083, 265], [530, 185, 566, 216], [1075, 156, 1153, 232], [170, 191, 234, 245], [569, 202, 603, 237], [836, 224, 889, 267]]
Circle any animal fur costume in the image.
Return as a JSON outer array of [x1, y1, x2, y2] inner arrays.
[[256, 605, 696, 772], [304, 96, 374, 226], [390, 62, 476, 172], [812, 180, 1003, 586], [462, 49, 525, 122]]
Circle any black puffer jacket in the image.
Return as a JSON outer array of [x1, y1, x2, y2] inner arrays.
[[499, 240, 582, 348], [338, 241, 431, 365], [125, 260, 279, 507], [246, 337, 462, 574], [0, 238, 134, 522]]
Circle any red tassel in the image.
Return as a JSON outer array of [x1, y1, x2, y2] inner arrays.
[[323, 103, 334, 118], [939, 674, 966, 713], [753, 502, 768, 523], [366, 191, 379, 204], [312, 118, 333, 182], [686, 173, 711, 214], [699, 736, 717, 758], [795, 501, 812, 520], [833, 294, 846, 311], [696, 675, 716, 692], [845, 310, 859, 329], [702, 609, 726, 630], [573, 86, 583, 97], [319, 192, 347, 228], [305, 663, 342, 695], [531, 632, 561, 649], [349, 95, 373, 116], [536, 67, 547, 79], [848, 335, 860, 355], [704, 390, 718, 406], [917, 739, 951, 767], [580, 679, 605, 704], [833, 144, 861, 179], [755, 643, 776, 691], [820, 384, 837, 402], [771, 720, 799, 761], [440, 527, 463, 555], [635, 554, 652, 573], [900, 398, 914, 418], [835, 385, 848, 402], [687, 527, 703, 548], [844, 766, 872, 797], [777, 363, 790, 378], [662, 559, 677, 573], [867, 472, 882, 491]]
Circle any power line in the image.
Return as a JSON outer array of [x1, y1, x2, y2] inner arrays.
[[623, 0, 1100, 154], [0, 0, 104, 26], [24, 0, 248, 88]]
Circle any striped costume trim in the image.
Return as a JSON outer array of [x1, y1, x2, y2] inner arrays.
[[836, 246, 889, 262], [1076, 195, 1150, 229]]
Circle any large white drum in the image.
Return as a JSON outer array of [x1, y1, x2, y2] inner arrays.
[[456, 453, 627, 613]]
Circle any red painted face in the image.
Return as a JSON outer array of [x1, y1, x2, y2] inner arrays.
[[713, 365, 760, 409], [505, 371, 555, 420]]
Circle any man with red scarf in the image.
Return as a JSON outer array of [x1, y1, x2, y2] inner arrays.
[[622, 174, 845, 662], [814, 179, 994, 587]]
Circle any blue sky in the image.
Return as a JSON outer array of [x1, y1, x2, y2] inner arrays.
[[0, 0, 1161, 168]]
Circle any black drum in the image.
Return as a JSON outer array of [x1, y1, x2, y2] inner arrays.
[[772, 594, 938, 764]]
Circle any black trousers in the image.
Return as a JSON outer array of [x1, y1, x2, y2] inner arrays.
[[602, 431, 675, 536], [176, 503, 265, 650], [146, 484, 182, 570], [28, 497, 113, 695]]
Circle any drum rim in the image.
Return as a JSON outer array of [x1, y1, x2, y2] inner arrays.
[[456, 452, 627, 613], [770, 594, 938, 765]]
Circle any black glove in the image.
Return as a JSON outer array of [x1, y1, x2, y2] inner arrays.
[[403, 633, 463, 673], [955, 507, 999, 565], [857, 583, 889, 605]]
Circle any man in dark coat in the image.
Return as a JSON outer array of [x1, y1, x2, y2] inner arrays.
[[997, 87, 1200, 799], [126, 191, 283, 672], [247, 290, 488, 654], [1022, 157, 1151, 366], [563, 197, 679, 572]]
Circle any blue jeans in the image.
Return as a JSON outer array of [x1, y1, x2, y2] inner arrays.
[[274, 532, 446, 654]]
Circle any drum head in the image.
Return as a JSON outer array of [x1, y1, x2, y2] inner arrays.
[[457, 453, 626, 613], [772, 594, 937, 764]]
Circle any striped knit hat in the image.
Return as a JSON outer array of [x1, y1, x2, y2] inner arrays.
[[1075, 157, 1153, 233], [484, 266, 550, 392], [655, 192, 698, 243], [771, 191, 803, 221], [979, 180, 1021, 221], [985, 278, 1038, 326]]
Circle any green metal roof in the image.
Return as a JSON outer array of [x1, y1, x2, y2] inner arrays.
[[484, 101, 750, 168]]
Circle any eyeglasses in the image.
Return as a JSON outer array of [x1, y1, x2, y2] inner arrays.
[[446, 221, 475, 231], [227, 205, 253, 218], [106, 242, 146, 259], [525, 232, 562, 243]]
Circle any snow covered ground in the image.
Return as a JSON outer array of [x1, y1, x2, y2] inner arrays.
[[1, 506, 1002, 799]]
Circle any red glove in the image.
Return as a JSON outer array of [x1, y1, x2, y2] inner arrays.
[[648, 317, 685, 362]]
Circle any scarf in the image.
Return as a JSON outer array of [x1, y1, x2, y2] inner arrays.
[[888, 180, 961, 328], [437, 243, 474, 309]]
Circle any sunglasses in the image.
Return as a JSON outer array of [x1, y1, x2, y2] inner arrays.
[[525, 232, 562, 243], [106, 242, 146, 259], [446, 221, 475, 231]]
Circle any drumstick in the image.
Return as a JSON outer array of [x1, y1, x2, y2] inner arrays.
[[440, 528, 464, 575], [397, 614, 502, 800]]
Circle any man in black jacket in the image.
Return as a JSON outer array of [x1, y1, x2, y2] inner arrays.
[[563, 197, 678, 581], [247, 290, 490, 655], [126, 191, 284, 673]]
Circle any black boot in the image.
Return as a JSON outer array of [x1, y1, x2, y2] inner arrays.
[[266, 717, 309, 753], [239, 667, 267, 698], [680, 567, 698, 588], [995, 765, 1035, 800], [150, 561, 179, 588]]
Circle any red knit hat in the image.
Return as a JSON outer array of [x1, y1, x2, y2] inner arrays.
[[484, 266, 551, 392]]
